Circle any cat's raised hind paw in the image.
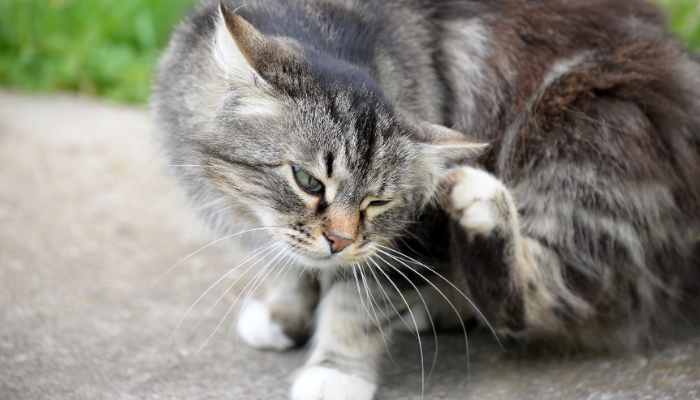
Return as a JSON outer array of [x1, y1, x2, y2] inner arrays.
[[291, 367, 376, 400], [237, 299, 295, 351], [440, 166, 515, 236]]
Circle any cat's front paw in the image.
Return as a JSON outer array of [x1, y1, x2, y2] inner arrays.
[[291, 367, 376, 400], [237, 299, 295, 351], [439, 166, 513, 236]]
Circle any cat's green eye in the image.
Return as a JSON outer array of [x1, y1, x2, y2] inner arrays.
[[369, 200, 390, 207], [293, 166, 323, 193]]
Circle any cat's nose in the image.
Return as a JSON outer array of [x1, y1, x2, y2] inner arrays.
[[325, 234, 353, 253]]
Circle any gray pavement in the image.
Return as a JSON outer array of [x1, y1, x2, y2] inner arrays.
[[0, 91, 699, 399]]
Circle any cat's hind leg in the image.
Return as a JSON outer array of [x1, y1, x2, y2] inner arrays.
[[238, 269, 319, 350], [440, 166, 623, 345]]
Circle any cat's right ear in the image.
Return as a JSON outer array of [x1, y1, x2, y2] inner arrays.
[[213, 3, 285, 86], [404, 111, 489, 165]]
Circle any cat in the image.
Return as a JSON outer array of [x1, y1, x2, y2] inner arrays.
[[152, 0, 700, 399]]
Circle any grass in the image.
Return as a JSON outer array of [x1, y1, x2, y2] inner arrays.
[[0, 0, 194, 104], [657, 0, 700, 51], [0, 0, 699, 104]]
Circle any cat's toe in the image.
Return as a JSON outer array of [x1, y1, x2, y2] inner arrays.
[[237, 299, 295, 351], [291, 367, 376, 400]]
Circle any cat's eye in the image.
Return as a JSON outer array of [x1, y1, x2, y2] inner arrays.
[[293, 166, 323, 193], [368, 200, 390, 207]]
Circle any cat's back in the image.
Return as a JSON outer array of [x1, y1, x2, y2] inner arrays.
[[432, 0, 700, 211]]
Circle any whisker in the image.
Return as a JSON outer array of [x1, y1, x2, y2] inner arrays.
[[358, 264, 382, 329], [187, 243, 282, 342], [365, 262, 417, 340], [259, 248, 301, 302], [358, 263, 398, 366], [366, 257, 427, 400], [167, 241, 275, 351], [143, 227, 279, 301], [375, 251, 473, 375], [228, 248, 296, 343], [376, 244, 504, 351], [362, 261, 400, 367], [372, 252, 439, 387], [359, 264, 391, 324], [189, 244, 286, 360], [352, 265, 381, 339]]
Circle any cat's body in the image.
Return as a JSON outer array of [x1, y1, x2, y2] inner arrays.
[[153, 0, 700, 398]]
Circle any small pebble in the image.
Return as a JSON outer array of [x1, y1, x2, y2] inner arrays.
[[438, 392, 447, 398]]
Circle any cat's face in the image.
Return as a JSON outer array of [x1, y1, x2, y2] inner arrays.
[[200, 93, 448, 268], [177, 5, 485, 269]]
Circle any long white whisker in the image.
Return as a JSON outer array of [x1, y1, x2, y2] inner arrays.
[[362, 262, 400, 367], [368, 257, 426, 400], [376, 248, 472, 375], [143, 227, 278, 300], [373, 252, 439, 387], [376, 244, 504, 351], [228, 248, 295, 343], [232, 247, 303, 346], [352, 265, 380, 339], [167, 241, 275, 350], [259, 249, 301, 302], [189, 244, 285, 359], [360, 265, 392, 337], [366, 262, 417, 340], [359, 264, 397, 365], [186, 243, 280, 342], [360, 264, 391, 324]]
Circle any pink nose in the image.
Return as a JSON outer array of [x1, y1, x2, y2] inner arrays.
[[326, 235, 353, 253]]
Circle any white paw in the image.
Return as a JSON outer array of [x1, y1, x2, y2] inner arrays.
[[291, 367, 376, 400], [440, 166, 507, 235], [237, 299, 294, 351]]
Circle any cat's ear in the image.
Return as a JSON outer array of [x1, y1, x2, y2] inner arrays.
[[213, 3, 289, 85], [417, 120, 489, 165]]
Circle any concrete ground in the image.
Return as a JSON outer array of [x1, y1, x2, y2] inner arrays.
[[0, 91, 699, 400]]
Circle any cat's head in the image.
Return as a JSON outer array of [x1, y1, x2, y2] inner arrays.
[[178, 4, 486, 268]]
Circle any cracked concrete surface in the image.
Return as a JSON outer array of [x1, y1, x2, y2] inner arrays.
[[1, 91, 699, 400]]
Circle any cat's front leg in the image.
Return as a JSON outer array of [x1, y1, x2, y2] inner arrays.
[[291, 280, 386, 400], [238, 269, 319, 350]]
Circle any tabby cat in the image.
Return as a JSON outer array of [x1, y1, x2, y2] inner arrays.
[[152, 0, 700, 398]]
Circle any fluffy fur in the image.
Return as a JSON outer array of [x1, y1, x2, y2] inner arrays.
[[152, 0, 700, 399]]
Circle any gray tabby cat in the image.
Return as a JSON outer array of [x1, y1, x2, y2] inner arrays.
[[152, 0, 700, 398]]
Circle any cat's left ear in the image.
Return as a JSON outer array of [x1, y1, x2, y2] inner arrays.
[[417, 120, 489, 165], [213, 3, 296, 86]]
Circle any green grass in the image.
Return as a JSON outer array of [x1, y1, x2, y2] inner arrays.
[[656, 0, 700, 52], [0, 0, 194, 104], [0, 0, 698, 104]]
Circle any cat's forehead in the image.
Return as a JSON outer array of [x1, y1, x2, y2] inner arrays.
[[286, 103, 415, 202], [290, 95, 410, 163]]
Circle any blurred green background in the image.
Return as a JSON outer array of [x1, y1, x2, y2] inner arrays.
[[0, 0, 699, 104]]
